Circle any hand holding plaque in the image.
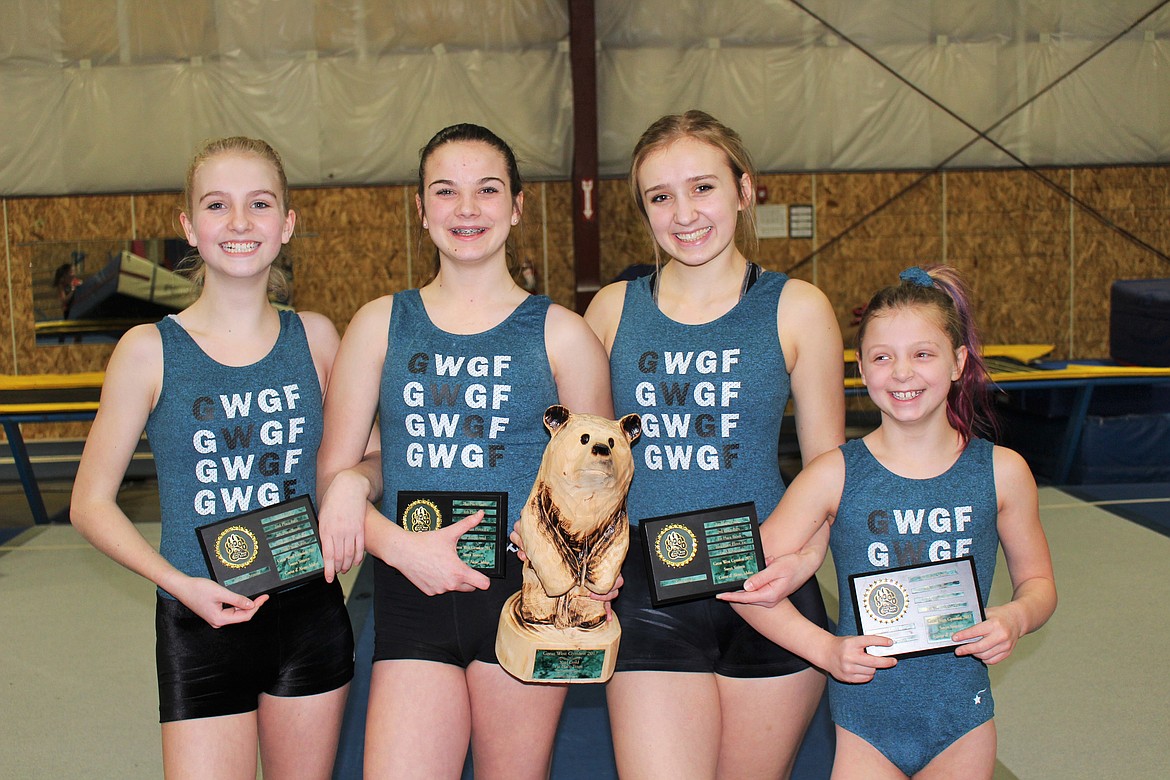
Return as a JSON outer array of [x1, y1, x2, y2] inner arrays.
[[849, 557, 986, 659], [640, 502, 766, 607], [395, 490, 508, 578], [496, 406, 641, 683], [196, 495, 325, 599]]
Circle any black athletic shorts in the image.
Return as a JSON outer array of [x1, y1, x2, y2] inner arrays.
[[155, 577, 354, 723], [614, 528, 829, 678], [371, 555, 521, 667]]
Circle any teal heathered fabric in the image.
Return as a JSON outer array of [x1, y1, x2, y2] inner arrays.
[[146, 309, 323, 593], [378, 290, 558, 533], [609, 271, 792, 525], [828, 436, 999, 775]]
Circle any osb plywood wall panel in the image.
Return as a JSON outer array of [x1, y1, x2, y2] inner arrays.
[[599, 178, 655, 284], [4, 194, 137, 440], [946, 169, 1073, 353], [0, 204, 14, 375], [135, 192, 186, 238], [813, 172, 944, 349], [1070, 167, 1170, 359], [6, 195, 136, 377], [292, 185, 412, 328], [4, 164, 1169, 420], [537, 181, 578, 310], [755, 172, 817, 281]]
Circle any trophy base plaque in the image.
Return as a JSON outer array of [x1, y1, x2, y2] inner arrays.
[[495, 592, 620, 684]]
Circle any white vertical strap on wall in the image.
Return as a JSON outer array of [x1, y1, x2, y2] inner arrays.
[[3, 201, 17, 372], [1068, 169, 1076, 358]]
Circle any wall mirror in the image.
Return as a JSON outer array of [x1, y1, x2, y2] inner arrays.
[[28, 239, 294, 346]]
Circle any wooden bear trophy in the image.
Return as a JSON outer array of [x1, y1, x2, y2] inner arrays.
[[496, 405, 640, 683]]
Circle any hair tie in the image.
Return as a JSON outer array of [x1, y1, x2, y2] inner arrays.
[[899, 266, 934, 288]]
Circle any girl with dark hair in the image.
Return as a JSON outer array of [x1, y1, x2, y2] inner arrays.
[[316, 123, 612, 779]]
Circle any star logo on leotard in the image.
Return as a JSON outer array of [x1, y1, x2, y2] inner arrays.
[[974, 688, 987, 705]]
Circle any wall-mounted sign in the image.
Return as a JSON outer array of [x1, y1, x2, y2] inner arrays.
[[789, 204, 815, 239]]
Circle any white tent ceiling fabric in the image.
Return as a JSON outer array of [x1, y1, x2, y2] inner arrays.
[[0, 0, 1167, 196]]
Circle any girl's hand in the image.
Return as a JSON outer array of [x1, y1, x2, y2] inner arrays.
[[318, 468, 370, 582], [508, 525, 528, 562], [953, 604, 1025, 665], [392, 511, 492, 595], [511, 525, 623, 615], [825, 635, 898, 684], [717, 552, 811, 607], [590, 573, 623, 622], [173, 576, 270, 628]]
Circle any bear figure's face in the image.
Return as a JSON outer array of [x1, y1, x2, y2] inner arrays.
[[539, 405, 641, 500]]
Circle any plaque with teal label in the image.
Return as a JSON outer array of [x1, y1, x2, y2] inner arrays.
[[639, 502, 764, 607], [395, 490, 508, 578], [849, 556, 986, 660], [195, 495, 325, 599]]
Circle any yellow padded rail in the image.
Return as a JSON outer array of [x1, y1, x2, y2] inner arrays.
[[0, 372, 105, 391]]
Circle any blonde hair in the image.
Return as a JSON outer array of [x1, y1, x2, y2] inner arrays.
[[179, 136, 292, 301], [628, 110, 759, 264]]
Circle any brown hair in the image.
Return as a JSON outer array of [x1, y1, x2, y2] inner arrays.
[[857, 265, 997, 443], [628, 110, 759, 264], [416, 123, 524, 282]]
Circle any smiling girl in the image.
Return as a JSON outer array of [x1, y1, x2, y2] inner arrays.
[[724, 266, 1057, 779], [71, 137, 354, 779], [584, 110, 844, 779], [315, 123, 612, 779]]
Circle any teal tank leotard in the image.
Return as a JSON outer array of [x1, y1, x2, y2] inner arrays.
[[829, 437, 999, 775]]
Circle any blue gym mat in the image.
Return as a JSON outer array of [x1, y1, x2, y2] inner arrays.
[[1064, 482, 1170, 539]]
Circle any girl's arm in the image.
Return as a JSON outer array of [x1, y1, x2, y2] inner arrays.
[[720, 448, 842, 608], [71, 325, 268, 626], [724, 452, 895, 682], [305, 307, 381, 581], [317, 296, 489, 594], [299, 310, 341, 397], [779, 278, 845, 466], [546, 304, 614, 417], [316, 299, 384, 580], [582, 281, 628, 354], [546, 304, 621, 609], [740, 599, 896, 684], [953, 446, 1057, 664], [739, 280, 845, 601]]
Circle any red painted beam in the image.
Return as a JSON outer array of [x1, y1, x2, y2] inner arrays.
[[568, 0, 600, 313]]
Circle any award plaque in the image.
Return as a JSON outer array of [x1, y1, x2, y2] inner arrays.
[[849, 556, 987, 659], [195, 495, 324, 599], [395, 490, 508, 578], [639, 502, 764, 607]]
